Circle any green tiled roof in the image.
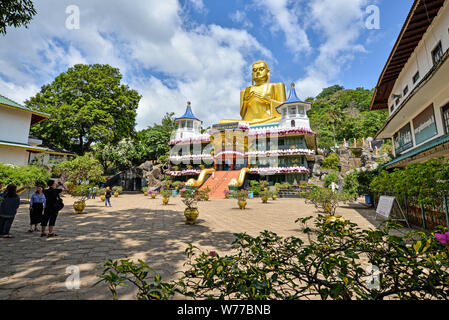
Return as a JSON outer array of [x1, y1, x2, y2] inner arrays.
[[384, 134, 449, 168], [0, 94, 50, 118]]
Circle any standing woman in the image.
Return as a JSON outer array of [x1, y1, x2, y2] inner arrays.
[[41, 180, 67, 238], [0, 184, 21, 238], [29, 186, 46, 233]]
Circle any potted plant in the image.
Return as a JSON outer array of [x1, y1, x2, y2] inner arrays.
[[260, 180, 269, 192], [260, 190, 271, 204], [142, 187, 149, 196], [112, 186, 122, 197], [275, 183, 282, 193], [172, 181, 182, 191], [149, 190, 158, 199], [70, 184, 90, 214], [224, 190, 231, 199], [232, 190, 249, 210], [272, 192, 278, 200], [160, 189, 171, 205], [199, 187, 211, 201], [180, 188, 200, 225]]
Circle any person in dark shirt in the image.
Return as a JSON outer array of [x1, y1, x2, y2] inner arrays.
[[105, 186, 112, 207], [41, 180, 67, 238], [29, 186, 46, 233], [0, 184, 21, 238]]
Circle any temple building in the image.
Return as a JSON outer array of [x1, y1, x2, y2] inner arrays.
[[168, 62, 317, 198], [370, 0, 449, 169]]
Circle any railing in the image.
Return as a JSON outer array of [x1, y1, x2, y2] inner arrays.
[[371, 191, 449, 230]]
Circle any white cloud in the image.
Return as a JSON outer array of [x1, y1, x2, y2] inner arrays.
[[229, 10, 254, 29], [0, 0, 272, 129], [256, 0, 311, 55]]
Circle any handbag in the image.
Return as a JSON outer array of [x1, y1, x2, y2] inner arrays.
[[54, 194, 64, 212]]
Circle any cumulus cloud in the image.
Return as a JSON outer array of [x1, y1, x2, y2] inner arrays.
[[0, 0, 272, 129]]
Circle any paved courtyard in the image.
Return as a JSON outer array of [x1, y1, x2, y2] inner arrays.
[[0, 194, 386, 300]]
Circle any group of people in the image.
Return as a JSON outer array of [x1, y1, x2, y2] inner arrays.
[[0, 180, 67, 239]]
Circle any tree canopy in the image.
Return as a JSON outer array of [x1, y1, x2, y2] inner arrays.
[[308, 86, 388, 149], [0, 0, 36, 35], [26, 64, 141, 155]]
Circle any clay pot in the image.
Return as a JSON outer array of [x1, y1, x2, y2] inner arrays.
[[262, 196, 268, 204], [151, 193, 156, 199], [184, 208, 199, 225], [144, 191, 148, 196], [73, 200, 86, 214], [162, 197, 169, 205], [272, 195, 277, 200], [114, 192, 119, 197], [238, 200, 247, 210], [101, 195, 105, 202]]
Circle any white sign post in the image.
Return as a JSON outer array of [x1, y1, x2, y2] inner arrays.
[[375, 196, 410, 228]]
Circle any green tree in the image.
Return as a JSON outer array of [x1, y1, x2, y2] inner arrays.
[[53, 154, 105, 185], [26, 64, 141, 155], [0, 0, 36, 35]]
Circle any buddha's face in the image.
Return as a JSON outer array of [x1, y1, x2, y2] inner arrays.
[[252, 62, 269, 84]]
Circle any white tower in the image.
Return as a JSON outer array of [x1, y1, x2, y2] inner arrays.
[[277, 83, 312, 130], [174, 102, 202, 140]]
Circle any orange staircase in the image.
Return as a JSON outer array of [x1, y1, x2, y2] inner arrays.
[[200, 170, 240, 199]]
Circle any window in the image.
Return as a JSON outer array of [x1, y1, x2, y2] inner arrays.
[[291, 120, 296, 127], [297, 106, 305, 117], [395, 98, 401, 106], [413, 71, 420, 84], [403, 86, 409, 96], [187, 121, 193, 129], [390, 105, 395, 113], [442, 103, 449, 135], [288, 106, 296, 116], [432, 41, 443, 65]]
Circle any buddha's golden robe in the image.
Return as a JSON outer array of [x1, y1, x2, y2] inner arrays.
[[220, 82, 287, 125]]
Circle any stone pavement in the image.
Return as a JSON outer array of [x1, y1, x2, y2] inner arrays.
[[0, 194, 389, 300]]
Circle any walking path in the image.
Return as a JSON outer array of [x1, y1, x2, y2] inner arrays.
[[0, 194, 389, 300]]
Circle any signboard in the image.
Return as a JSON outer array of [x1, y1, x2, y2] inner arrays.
[[393, 123, 413, 154], [413, 104, 438, 145], [376, 196, 395, 218], [212, 122, 240, 131], [375, 196, 411, 228]]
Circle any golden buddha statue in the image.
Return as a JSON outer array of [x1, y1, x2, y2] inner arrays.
[[220, 61, 287, 125]]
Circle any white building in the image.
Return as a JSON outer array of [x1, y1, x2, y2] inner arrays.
[[0, 94, 73, 166], [371, 0, 449, 169]]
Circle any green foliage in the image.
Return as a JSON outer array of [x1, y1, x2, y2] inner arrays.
[[53, 154, 105, 186], [248, 180, 262, 196], [112, 186, 123, 194], [0, 0, 36, 35], [0, 162, 50, 187], [322, 153, 340, 171], [304, 187, 347, 216], [324, 171, 339, 188], [370, 158, 449, 206], [97, 217, 449, 300], [308, 86, 388, 149], [232, 189, 249, 201], [26, 64, 141, 155], [343, 172, 359, 199], [160, 189, 172, 198]]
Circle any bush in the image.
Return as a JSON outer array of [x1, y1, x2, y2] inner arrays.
[[0, 162, 50, 188], [112, 186, 123, 194], [322, 153, 340, 171], [97, 216, 449, 300], [303, 187, 347, 216], [324, 171, 339, 188], [232, 189, 249, 201]]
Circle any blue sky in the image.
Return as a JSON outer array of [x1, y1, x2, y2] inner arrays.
[[0, 0, 413, 129]]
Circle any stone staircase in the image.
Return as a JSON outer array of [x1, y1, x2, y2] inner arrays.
[[200, 170, 241, 199]]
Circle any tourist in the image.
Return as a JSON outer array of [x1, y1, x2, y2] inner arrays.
[[41, 180, 67, 238], [105, 186, 112, 207], [87, 187, 92, 199], [28, 186, 46, 233], [0, 184, 21, 238], [92, 186, 97, 199]]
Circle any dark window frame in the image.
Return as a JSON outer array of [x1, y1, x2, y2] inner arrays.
[[442, 103, 449, 135], [413, 71, 420, 84], [432, 41, 443, 66], [403, 85, 409, 96]]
